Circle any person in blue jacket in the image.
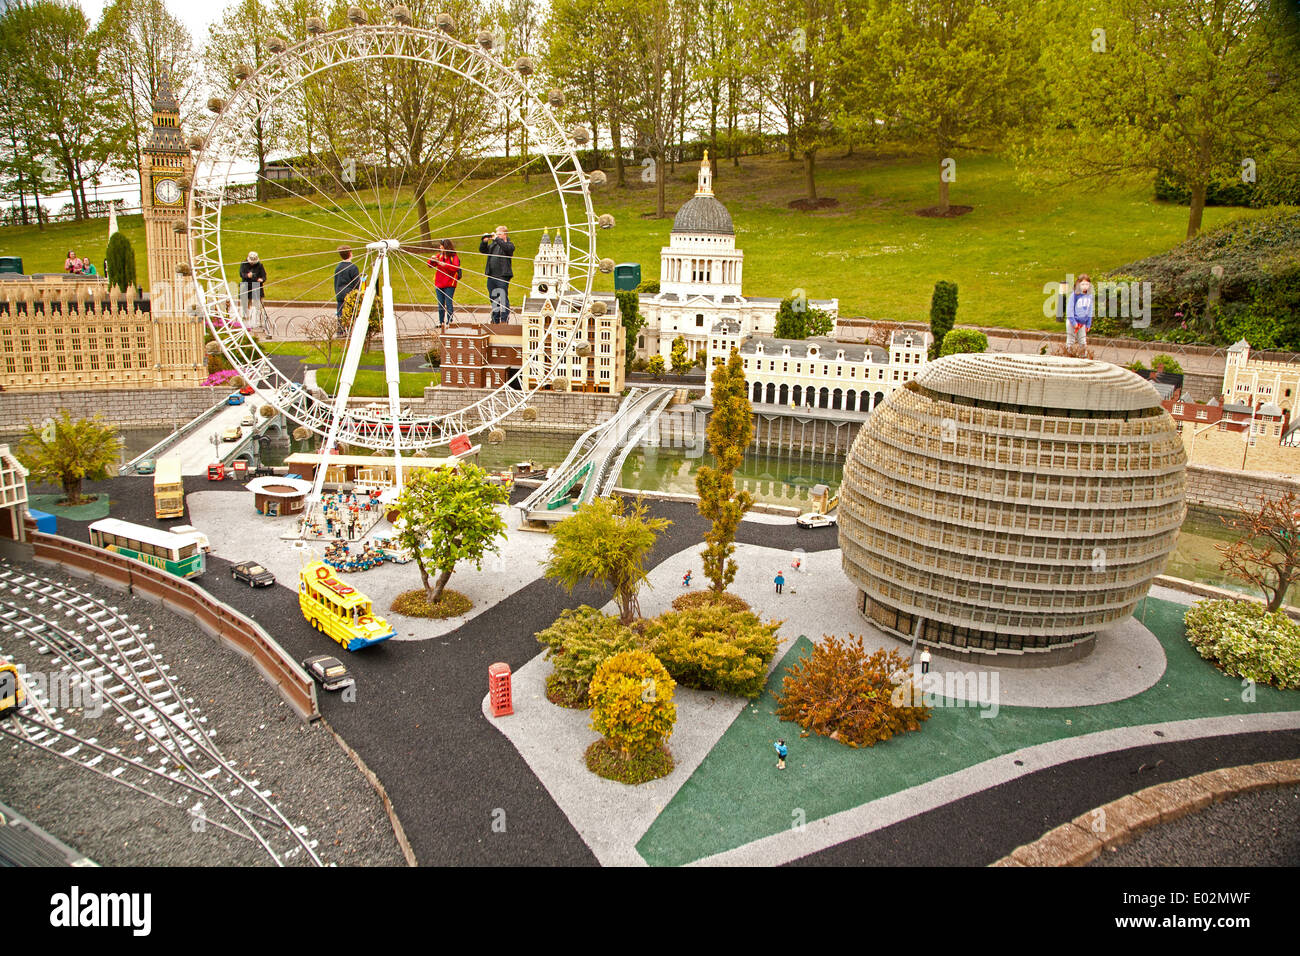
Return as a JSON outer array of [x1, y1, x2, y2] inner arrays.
[[1066, 273, 1095, 348], [775, 739, 788, 770], [774, 571, 785, 594]]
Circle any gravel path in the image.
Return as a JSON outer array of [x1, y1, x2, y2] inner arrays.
[[1090, 783, 1300, 867], [0, 560, 406, 867]]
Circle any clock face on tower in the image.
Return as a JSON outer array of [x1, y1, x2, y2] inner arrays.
[[153, 178, 182, 206]]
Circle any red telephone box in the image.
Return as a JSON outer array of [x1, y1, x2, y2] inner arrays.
[[488, 662, 513, 717], [207, 463, 226, 481], [232, 459, 249, 480]]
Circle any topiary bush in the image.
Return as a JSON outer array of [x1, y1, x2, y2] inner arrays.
[[1184, 599, 1300, 690], [641, 606, 779, 699], [1150, 353, 1183, 375], [775, 635, 931, 747], [928, 280, 958, 359], [938, 328, 988, 357], [589, 649, 677, 762], [535, 606, 640, 708], [671, 590, 751, 613]]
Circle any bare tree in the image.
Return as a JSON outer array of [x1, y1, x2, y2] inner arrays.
[[1218, 491, 1300, 613]]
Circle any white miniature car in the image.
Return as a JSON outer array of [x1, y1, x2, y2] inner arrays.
[[796, 512, 837, 529]]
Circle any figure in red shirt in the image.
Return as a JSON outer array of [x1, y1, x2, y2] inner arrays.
[[427, 239, 461, 327]]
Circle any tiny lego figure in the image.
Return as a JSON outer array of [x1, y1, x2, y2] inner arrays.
[[775, 739, 788, 770], [682, 570, 692, 587], [920, 647, 932, 675], [774, 572, 785, 594]]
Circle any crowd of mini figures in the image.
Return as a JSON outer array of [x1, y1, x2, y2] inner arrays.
[[323, 538, 387, 572], [300, 489, 384, 541]]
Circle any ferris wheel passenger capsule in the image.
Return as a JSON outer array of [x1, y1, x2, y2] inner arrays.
[[207, 96, 225, 113], [548, 89, 565, 108], [305, 16, 326, 34], [589, 299, 608, 316], [570, 125, 589, 145], [514, 56, 535, 76], [267, 36, 288, 54], [599, 258, 615, 274], [588, 170, 607, 186], [235, 62, 253, 81], [436, 13, 456, 33], [347, 6, 368, 24], [391, 5, 412, 24], [476, 30, 495, 50], [186, 134, 205, 151], [598, 214, 615, 229]]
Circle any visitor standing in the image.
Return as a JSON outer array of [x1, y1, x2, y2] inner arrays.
[[774, 571, 785, 594], [1065, 274, 1095, 348], [774, 739, 788, 770], [334, 245, 362, 327], [479, 225, 515, 323], [239, 252, 266, 324], [427, 239, 461, 326], [920, 647, 931, 675]]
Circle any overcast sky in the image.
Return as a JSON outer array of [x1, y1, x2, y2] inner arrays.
[[77, 0, 221, 42]]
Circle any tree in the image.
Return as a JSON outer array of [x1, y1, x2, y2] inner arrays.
[[544, 496, 671, 624], [865, 0, 1040, 214], [1217, 491, 1300, 613], [1022, 0, 1300, 238], [774, 296, 834, 339], [96, 0, 200, 200], [616, 290, 645, 374], [646, 354, 667, 379], [204, 0, 282, 201], [670, 335, 692, 375], [696, 350, 754, 592], [929, 281, 958, 358], [105, 232, 137, 294], [776, 635, 931, 747], [305, 312, 343, 366], [17, 411, 124, 505], [589, 649, 676, 758], [938, 328, 988, 356], [392, 463, 509, 604], [341, 287, 382, 353]]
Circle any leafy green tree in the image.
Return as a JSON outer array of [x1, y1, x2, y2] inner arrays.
[[774, 297, 834, 339], [105, 232, 137, 294], [862, 0, 1040, 214], [646, 354, 667, 379], [1022, 0, 1299, 238], [929, 281, 959, 358], [670, 335, 692, 374], [545, 496, 671, 624], [392, 463, 509, 603], [615, 290, 646, 375], [589, 649, 677, 758], [17, 411, 124, 505], [938, 328, 988, 356], [696, 350, 754, 592]]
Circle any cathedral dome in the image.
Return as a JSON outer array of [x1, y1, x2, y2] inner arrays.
[[672, 195, 734, 236]]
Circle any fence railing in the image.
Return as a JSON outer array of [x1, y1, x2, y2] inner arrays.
[[26, 527, 318, 721]]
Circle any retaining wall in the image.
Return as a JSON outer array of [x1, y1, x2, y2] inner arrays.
[[1185, 464, 1300, 514], [0, 387, 218, 430], [416, 385, 622, 431]]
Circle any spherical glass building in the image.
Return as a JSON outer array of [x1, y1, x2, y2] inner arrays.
[[838, 353, 1187, 664]]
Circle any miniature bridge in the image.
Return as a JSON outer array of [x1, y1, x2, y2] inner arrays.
[[517, 386, 676, 526]]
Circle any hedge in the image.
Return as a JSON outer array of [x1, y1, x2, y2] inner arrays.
[[1184, 599, 1300, 690]]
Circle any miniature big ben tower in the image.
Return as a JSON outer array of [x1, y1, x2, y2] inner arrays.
[[140, 71, 204, 386]]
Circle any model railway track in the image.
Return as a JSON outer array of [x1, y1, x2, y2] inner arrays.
[[0, 565, 321, 866]]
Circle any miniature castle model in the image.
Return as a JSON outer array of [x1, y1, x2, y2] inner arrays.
[[636, 155, 838, 364], [518, 231, 625, 394], [707, 327, 931, 411], [0, 71, 204, 391], [838, 353, 1187, 663]]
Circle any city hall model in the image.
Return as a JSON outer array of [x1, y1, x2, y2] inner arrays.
[[838, 353, 1188, 662]]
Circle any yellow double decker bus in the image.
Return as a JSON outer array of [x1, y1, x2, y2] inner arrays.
[[0, 661, 25, 716], [298, 561, 395, 651], [153, 457, 184, 519]]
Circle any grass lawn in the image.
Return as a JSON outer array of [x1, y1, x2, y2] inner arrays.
[[314, 367, 438, 397], [258, 340, 413, 366], [634, 595, 1300, 867], [0, 152, 1262, 328]]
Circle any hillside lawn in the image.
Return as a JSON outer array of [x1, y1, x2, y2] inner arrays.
[[313, 367, 438, 397], [1, 152, 1262, 330]]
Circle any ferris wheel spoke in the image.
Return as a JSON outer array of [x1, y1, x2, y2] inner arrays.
[[397, 154, 544, 247], [234, 197, 372, 247], [428, 185, 566, 245], [247, 259, 336, 301], [259, 171, 380, 242]]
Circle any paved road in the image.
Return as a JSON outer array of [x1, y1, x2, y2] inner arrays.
[[161, 390, 280, 475]]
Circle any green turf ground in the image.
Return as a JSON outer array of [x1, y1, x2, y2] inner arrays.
[[0, 153, 1264, 328], [634, 595, 1300, 867], [258, 341, 413, 366], [27, 493, 110, 520], [313, 367, 438, 396]]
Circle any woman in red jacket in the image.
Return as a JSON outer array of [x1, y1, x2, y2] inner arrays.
[[427, 239, 460, 327]]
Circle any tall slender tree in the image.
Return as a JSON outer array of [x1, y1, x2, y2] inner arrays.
[[696, 350, 755, 593]]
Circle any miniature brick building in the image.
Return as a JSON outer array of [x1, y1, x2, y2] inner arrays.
[[838, 353, 1187, 663], [440, 322, 523, 389]]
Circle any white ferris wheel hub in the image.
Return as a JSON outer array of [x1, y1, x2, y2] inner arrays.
[[365, 239, 402, 253]]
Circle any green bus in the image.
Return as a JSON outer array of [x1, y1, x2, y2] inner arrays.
[[88, 518, 206, 579]]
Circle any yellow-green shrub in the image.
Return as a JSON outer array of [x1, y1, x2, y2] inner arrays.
[[589, 650, 676, 758], [535, 606, 639, 707], [642, 606, 780, 699]]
